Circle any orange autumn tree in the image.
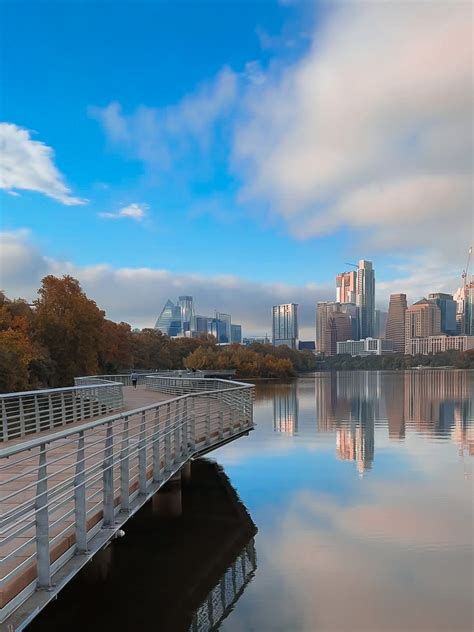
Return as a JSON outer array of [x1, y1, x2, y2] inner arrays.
[[34, 275, 105, 386], [0, 292, 45, 391]]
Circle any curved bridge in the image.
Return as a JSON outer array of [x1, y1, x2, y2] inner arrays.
[[0, 374, 254, 630]]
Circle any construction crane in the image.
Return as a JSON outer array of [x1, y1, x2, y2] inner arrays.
[[462, 247, 472, 288], [344, 262, 358, 269]]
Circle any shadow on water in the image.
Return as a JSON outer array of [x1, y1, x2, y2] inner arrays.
[[27, 459, 257, 632]]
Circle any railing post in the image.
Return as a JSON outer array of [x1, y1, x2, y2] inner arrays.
[[2, 398, 8, 441], [102, 421, 114, 527], [189, 396, 196, 452], [165, 403, 172, 472], [206, 397, 211, 445], [19, 396, 26, 436], [174, 400, 181, 464], [120, 417, 130, 512], [35, 444, 51, 589], [152, 406, 161, 483], [182, 398, 189, 458], [74, 431, 88, 553], [138, 411, 147, 495], [218, 398, 224, 439]]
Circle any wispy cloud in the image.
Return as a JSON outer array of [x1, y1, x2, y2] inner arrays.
[[90, 67, 238, 173], [99, 203, 148, 222], [0, 122, 86, 205]]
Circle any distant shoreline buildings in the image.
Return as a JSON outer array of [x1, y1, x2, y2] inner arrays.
[[154, 296, 242, 343], [153, 253, 474, 358]]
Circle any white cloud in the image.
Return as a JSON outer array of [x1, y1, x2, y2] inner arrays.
[[90, 67, 238, 171], [0, 123, 86, 205], [0, 231, 464, 337], [99, 203, 148, 222], [234, 2, 473, 257], [0, 229, 331, 337]]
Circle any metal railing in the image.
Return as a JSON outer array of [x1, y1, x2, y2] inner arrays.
[[74, 374, 153, 387], [1, 383, 124, 442], [144, 375, 251, 396], [0, 378, 254, 625]]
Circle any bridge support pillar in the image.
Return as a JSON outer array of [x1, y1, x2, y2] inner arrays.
[[152, 474, 182, 517], [181, 461, 192, 487]]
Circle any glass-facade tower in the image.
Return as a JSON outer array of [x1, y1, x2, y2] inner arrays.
[[154, 299, 182, 336], [272, 304, 298, 349], [356, 260, 375, 339]]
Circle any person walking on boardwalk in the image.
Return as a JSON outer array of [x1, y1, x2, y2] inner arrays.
[[131, 371, 138, 388]]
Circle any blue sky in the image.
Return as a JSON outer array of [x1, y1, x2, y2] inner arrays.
[[0, 1, 471, 335]]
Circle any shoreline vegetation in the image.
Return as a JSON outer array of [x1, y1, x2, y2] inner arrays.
[[1, 275, 473, 392]]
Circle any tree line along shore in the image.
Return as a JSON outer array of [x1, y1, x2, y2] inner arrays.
[[1, 275, 472, 392]]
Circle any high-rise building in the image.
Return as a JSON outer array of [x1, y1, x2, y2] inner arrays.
[[405, 299, 441, 351], [453, 285, 467, 333], [193, 315, 208, 334], [428, 293, 456, 335], [465, 280, 474, 335], [178, 296, 195, 332], [386, 293, 407, 353], [374, 310, 388, 338], [316, 302, 352, 356], [215, 312, 231, 343], [356, 260, 375, 339], [340, 302, 358, 339], [154, 299, 182, 336], [336, 271, 357, 304], [231, 324, 242, 344], [272, 304, 298, 349]]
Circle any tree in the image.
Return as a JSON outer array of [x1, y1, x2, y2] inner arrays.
[[99, 320, 133, 373], [34, 275, 105, 386]]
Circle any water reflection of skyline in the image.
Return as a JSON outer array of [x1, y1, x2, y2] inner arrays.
[[267, 370, 474, 473]]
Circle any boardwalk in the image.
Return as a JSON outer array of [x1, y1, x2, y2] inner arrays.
[[1, 376, 254, 630]]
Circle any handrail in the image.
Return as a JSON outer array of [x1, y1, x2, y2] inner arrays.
[[1, 381, 124, 442], [0, 383, 252, 458], [0, 374, 255, 627]]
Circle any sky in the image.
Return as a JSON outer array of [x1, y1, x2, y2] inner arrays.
[[0, 0, 472, 338]]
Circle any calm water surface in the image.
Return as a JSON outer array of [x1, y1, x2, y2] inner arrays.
[[30, 370, 473, 632]]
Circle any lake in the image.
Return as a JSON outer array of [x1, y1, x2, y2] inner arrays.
[[29, 370, 473, 631]]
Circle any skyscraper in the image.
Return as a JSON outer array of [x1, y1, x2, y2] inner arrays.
[[231, 324, 242, 343], [154, 299, 182, 336], [428, 293, 456, 335], [316, 302, 352, 356], [465, 280, 474, 335], [215, 312, 231, 343], [178, 296, 195, 332], [386, 293, 407, 353], [356, 260, 375, 339], [405, 299, 441, 351], [272, 304, 298, 348], [336, 271, 357, 303]]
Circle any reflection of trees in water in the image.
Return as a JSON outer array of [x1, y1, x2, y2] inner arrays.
[[28, 459, 257, 632]]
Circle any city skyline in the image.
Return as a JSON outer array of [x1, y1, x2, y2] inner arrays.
[[0, 1, 471, 339]]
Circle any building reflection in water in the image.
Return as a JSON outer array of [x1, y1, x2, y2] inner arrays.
[[28, 460, 257, 632], [273, 383, 299, 435], [267, 370, 473, 474]]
